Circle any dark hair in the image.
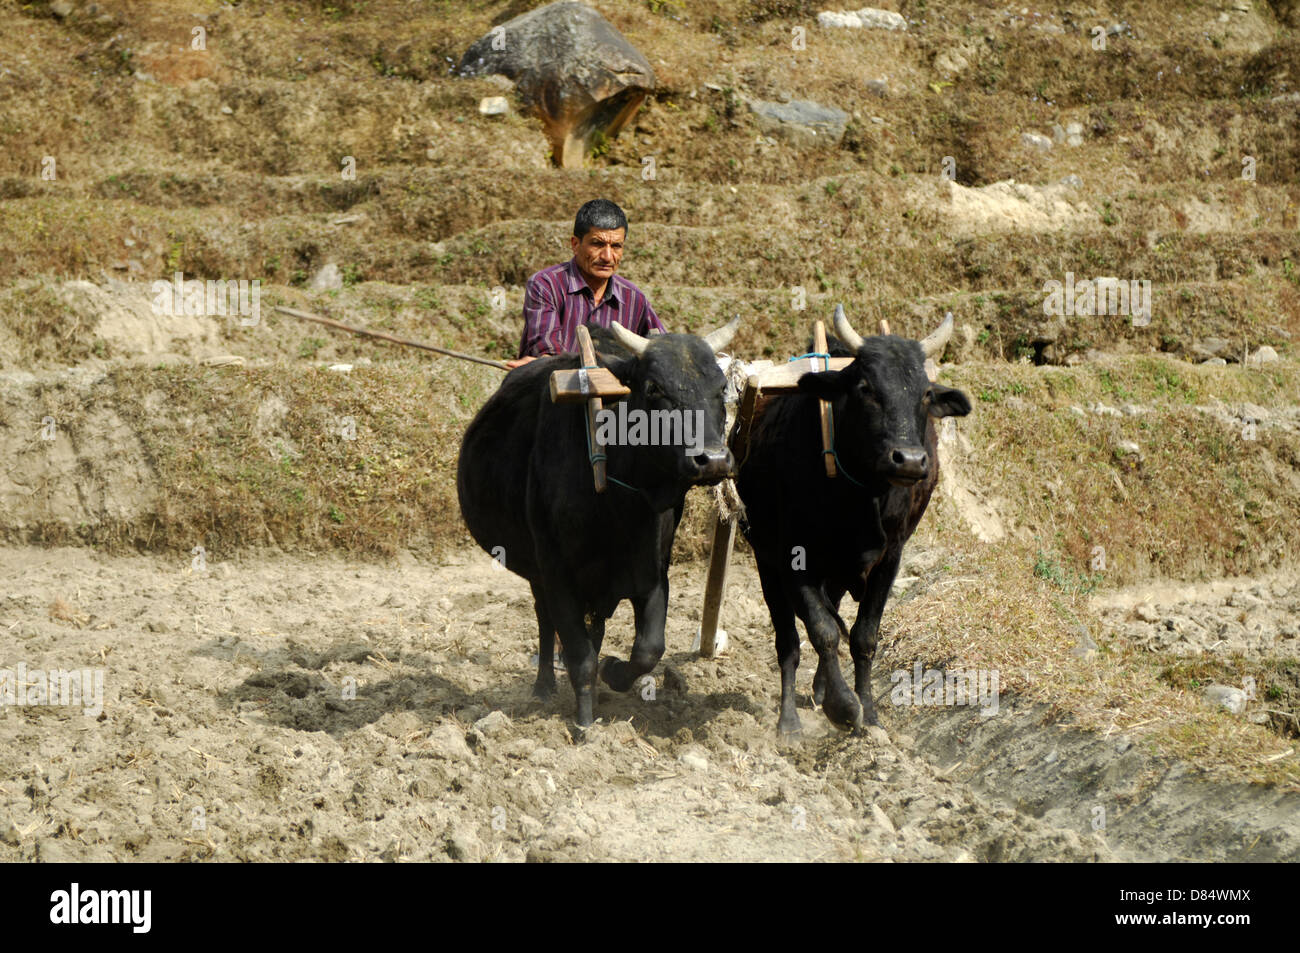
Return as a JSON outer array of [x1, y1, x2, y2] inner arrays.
[[573, 199, 628, 239]]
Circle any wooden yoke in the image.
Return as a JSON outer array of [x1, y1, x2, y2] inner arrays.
[[812, 319, 836, 478], [548, 325, 631, 493]]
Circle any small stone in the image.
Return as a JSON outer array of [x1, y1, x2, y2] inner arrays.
[[1071, 630, 1098, 659], [864, 725, 890, 745], [1202, 357, 1227, 366], [473, 710, 512, 738], [1021, 132, 1053, 151], [445, 824, 481, 862], [1114, 439, 1141, 457], [678, 751, 708, 772], [478, 96, 509, 116], [1059, 174, 1083, 189], [309, 263, 343, 292], [326, 364, 352, 373], [1051, 124, 1066, 143], [220, 105, 233, 115], [865, 79, 889, 97]]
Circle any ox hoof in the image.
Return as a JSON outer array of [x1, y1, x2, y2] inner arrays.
[[532, 676, 556, 701], [823, 692, 863, 731], [777, 725, 804, 745]]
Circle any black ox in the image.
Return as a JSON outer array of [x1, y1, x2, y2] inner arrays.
[[735, 306, 971, 738], [457, 318, 739, 726]]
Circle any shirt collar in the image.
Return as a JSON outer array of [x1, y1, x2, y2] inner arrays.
[[564, 257, 621, 303]]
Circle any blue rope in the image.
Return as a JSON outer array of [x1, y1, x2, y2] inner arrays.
[[788, 351, 831, 363]]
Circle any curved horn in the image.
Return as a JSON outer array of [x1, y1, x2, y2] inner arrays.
[[702, 314, 741, 354], [608, 320, 650, 357], [832, 303, 864, 351], [919, 311, 954, 359]]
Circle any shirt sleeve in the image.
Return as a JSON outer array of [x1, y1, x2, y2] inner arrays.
[[639, 297, 666, 335], [519, 275, 560, 358]]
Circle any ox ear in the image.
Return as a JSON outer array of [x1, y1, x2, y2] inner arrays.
[[796, 368, 851, 401], [928, 384, 971, 418]]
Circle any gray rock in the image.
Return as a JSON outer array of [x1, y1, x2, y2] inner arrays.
[[747, 98, 849, 148], [864, 79, 890, 97], [478, 96, 509, 116], [1247, 345, 1279, 366], [457, 1, 655, 168], [1202, 357, 1227, 366], [817, 8, 908, 30], [1051, 124, 1066, 143], [1022, 132, 1053, 151], [1203, 685, 1247, 715], [1071, 630, 1098, 659]]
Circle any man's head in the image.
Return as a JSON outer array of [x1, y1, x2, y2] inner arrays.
[[571, 199, 628, 287]]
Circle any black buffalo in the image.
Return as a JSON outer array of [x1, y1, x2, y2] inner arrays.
[[735, 306, 971, 738], [457, 318, 739, 726]]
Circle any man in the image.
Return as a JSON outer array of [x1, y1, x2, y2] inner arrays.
[[505, 199, 664, 369]]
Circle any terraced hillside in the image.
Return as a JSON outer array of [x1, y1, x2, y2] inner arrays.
[[0, 0, 1298, 863]]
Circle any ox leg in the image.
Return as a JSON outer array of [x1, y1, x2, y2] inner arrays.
[[792, 585, 862, 731], [530, 583, 558, 701], [849, 551, 901, 728], [758, 562, 803, 740], [600, 580, 667, 693], [546, 599, 599, 728], [812, 590, 849, 708]]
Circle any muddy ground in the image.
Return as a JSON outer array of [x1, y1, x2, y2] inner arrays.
[[2, 542, 1295, 863]]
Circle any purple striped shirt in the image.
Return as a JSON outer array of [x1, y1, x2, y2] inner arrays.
[[518, 257, 664, 358]]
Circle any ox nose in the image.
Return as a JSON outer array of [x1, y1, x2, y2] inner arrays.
[[886, 447, 929, 484], [688, 448, 734, 484]]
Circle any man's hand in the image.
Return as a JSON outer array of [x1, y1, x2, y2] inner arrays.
[[505, 356, 539, 370]]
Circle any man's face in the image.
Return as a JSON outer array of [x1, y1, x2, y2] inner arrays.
[[571, 228, 625, 285]]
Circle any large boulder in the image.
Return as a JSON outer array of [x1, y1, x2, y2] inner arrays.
[[457, 1, 656, 169]]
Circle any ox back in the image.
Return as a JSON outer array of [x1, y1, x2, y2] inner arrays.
[[457, 326, 734, 726], [735, 326, 971, 737]]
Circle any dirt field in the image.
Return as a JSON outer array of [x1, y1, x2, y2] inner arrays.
[[2, 541, 1296, 863]]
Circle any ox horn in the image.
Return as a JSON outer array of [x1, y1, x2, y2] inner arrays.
[[919, 311, 954, 359], [832, 303, 864, 351], [608, 320, 651, 357], [702, 314, 741, 354]]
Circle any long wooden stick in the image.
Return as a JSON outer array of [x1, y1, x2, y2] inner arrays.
[[273, 305, 510, 370]]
